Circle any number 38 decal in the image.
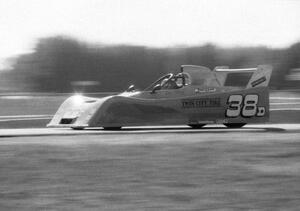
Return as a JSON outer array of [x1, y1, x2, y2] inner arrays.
[[226, 94, 266, 117]]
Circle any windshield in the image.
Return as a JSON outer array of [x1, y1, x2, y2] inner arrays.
[[144, 73, 190, 91]]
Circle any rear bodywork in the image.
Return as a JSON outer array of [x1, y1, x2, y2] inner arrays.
[[47, 65, 272, 129]]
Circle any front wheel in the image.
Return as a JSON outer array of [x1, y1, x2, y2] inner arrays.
[[224, 123, 246, 128], [103, 127, 122, 130], [188, 124, 206, 129]]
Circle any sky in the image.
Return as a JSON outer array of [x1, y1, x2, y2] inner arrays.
[[0, 0, 299, 69]]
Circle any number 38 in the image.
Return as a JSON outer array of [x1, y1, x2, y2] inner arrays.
[[226, 94, 265, 117]]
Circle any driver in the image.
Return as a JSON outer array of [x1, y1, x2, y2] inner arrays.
[[161, 75, 182, 89]]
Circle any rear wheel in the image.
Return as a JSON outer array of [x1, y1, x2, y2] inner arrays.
[[103, 127, 122, 130], [224, 123, 246, 128], [188, 124, 206, 129]]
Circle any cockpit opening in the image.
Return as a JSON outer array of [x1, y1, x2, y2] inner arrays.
[[145, 72, 190, 91]]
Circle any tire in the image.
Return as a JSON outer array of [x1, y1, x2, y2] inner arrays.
[[103, 127, 122, 130], [224, 123, 246, 128], [188, 124, 206, 129]]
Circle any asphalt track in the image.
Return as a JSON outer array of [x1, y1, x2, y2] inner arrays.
[[0, 123, 299, 138], [0, 124, 300, 210]]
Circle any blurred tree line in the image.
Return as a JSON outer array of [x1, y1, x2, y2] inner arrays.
[[1, 36, 300, 92]]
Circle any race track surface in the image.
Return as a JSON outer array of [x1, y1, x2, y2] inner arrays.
[[0, 124, 299, 210]]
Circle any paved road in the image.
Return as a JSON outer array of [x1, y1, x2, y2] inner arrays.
[[0, 124, 299, 210], [0, 123, 299, 138]]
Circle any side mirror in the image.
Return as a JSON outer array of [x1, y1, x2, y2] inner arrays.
[[126, 84, 135, 92], [151, 84, 161, 94]]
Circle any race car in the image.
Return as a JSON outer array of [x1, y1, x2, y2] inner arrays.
[[47, 65, 272, 130]]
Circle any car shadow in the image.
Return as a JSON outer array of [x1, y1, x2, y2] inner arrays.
[[83, 125, 287, 133]]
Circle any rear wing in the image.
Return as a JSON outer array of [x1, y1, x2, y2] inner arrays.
[[214, 65, 272, 88]]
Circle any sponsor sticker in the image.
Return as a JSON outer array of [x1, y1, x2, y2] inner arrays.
[[251, 76, 266, 87], [216, 119, 228, 124], [195, 87, 216, 93], [182, 98, 221, 109]]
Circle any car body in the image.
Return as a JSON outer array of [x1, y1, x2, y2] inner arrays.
[[47, 65, 272, 129]]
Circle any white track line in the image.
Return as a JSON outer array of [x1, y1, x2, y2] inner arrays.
[[270, 108, 300, 111], [0, 115, 53, 119], [270, 97, 300, 100], [270, 102, 300, 105], [0, 117, 52, 122]]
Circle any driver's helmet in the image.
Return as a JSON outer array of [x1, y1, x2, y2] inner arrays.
[[174, 73, 185, 87], [161, 73, 186, 89], [161, 76, 179, 89]]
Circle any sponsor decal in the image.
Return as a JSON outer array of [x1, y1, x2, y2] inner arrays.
[[251, 76, 266, 87], [216, 119, 228, 124], [226, 94, 266, 117], [189, 120, 214, 124], [182, 98, 221, 109], [195, 87, 216, 93], [189, 119, 228, 124]]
